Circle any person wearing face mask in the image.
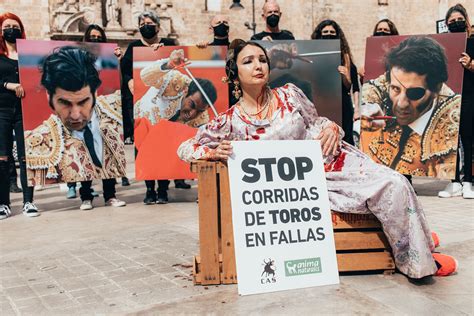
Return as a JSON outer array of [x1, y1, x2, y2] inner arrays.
[[209, 15, 230, 47], [250, 0, 294, 41], [311, 19, 356, 145], [373, 19, 399, 37], [438, 3, 474, 199], [120, 11, 188, 204], [120, 11, 177, 146], [0, 12, 40, 219]]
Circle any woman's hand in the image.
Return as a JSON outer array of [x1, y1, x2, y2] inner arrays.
[[315, 124, 339, 156], [196, 41, 209, 49], [150, 43, 164, 51], [114, 47, 123, 60], [212, 140, 233, 161], [459, 52, 473, 71], [7, 83, 25, 98]]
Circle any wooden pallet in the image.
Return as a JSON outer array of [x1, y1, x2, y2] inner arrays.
[[191, 161, 395, 285]]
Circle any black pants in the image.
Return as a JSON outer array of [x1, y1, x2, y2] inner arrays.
[[455, 93, 473, 182], [8, 154, 17, 184], [122, 96, 134, 140], [342, 93, 355, 145], [0, 105, 33, 205], [145, 180, 169, 192], [79, 179, 116, 202]]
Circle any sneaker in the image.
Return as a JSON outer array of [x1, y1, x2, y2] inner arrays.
[[66, 186, 77, 199], [431, 232, 440, 248], [143, 190, 157, 205], [22, 202, 40, 217], [105, 198, 126, 207], [462, 182, 474, 199], [433, 253, 458, 276], [438, 182, 463, 198], [157, 190, 169, 204], [0, 205, 12, 220], [124, 137, 133, 145], [174, 180, 191, 189], [80, 200, 94, 211], [10, 182, 22, 193], [121, 177, 130, 186]]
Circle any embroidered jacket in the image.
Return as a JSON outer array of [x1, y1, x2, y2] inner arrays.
[[360, 74, 461, 178], [25, 92, 127, 186], [134, 58, 209, 128]]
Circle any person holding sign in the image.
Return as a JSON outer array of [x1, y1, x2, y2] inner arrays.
[[178, 39, 457, 279]]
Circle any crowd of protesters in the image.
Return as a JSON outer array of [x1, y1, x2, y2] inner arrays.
[[0, 1, 472, 220]]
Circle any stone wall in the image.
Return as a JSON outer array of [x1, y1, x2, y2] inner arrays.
[[1, 0, 473, 67]]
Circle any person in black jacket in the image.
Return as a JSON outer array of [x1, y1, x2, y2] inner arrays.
[[251, 0, 294, 41], [0, 12, 39, 219], [120, 11, 188, 205], [438, 3, 474, 199]]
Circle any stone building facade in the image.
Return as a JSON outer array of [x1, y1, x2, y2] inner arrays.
[[0, 0, 473, 66]]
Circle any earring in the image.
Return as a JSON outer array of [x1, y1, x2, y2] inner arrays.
[[232, 81, 242, 100]]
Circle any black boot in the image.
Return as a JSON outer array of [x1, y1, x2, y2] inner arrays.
[[157, 190, 168, 204], [143, 189, 157, 205], [174, 179, 191, 189]]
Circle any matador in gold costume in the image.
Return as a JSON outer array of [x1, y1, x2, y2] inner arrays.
[[26, 92, 126, 186], [360, 36, 461, 178], [134, 48, 217, 128]]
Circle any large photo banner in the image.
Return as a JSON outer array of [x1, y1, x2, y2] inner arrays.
[[17, 39, 125, 186], [256, 40, 342, 126], [133, 46, 228, 180], [360, 33, 466, 179], [228, 140, 339, 296]]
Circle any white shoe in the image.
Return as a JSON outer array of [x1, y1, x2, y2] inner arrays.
[[80, 200, 94, 211], [105, 198, 126, 207], [462, 182, 474, 199], [0, 205, 12, 220], [438, 182, 463, 198], [22, 202, 40, 217]]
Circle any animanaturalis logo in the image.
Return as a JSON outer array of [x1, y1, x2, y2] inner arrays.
[[284, 257, 322, 276]]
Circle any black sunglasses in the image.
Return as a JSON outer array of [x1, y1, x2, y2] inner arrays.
[[391, 71, 426, 101]]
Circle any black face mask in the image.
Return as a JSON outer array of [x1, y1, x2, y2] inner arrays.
[[374, 31, 391, 37], [2, 28, 22, 44], [140, 24, 157, 39], [266, 14, 280, 28], [448, 20, 467, 33], [321, 34, 338, 40], [88, 37, 105, 43], [213, 23, 229, 37]]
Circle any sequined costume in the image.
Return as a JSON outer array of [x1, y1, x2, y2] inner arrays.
[[134, 58, 209, 128], [179, 84, 437, 279], [360, 74, 461, 178], [25, 92, 126, 186]]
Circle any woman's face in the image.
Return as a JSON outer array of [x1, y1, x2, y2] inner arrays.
[[236, 44, 270, 88], [1, 19, 21, 33], [321, 25, 337, 36], [89, 29, 103, 41], [447, 11, 465, 25], [376, 21, 391, 33]]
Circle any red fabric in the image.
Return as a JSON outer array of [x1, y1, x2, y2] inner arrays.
[[134, 119, 198, 180]]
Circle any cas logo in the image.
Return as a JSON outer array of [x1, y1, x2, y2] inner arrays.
[[260, 258, 276, 284]]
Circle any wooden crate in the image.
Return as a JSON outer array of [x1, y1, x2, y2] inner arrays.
[[191, 161, 395, 285]]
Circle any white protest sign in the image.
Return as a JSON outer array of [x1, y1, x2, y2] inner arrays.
[[228, 140, 339, 295]]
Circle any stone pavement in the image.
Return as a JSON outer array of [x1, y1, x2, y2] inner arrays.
[[0, 163, 473, 315]]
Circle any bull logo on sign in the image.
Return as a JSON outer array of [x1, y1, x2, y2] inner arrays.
[[260, 258, 277, 284]]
